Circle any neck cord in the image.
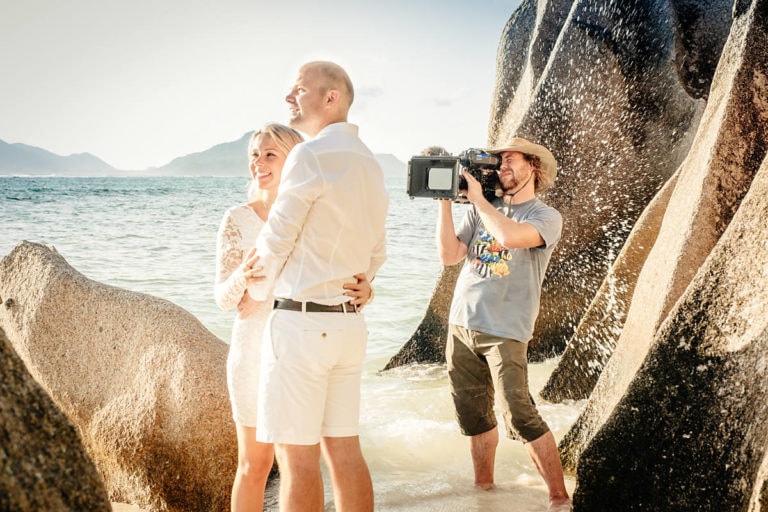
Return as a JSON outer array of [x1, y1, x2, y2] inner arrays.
[[503, 172, 534, 204]]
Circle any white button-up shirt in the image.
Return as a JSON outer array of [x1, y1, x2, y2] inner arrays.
[[247, 122, 388, 305]]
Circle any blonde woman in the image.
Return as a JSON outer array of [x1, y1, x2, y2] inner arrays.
[[214, 123, 372, 511]]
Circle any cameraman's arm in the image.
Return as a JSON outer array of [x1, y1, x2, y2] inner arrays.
[[474, 200, 544, 249], [437, 199, 468, 265], [464, 170, 544, 249]]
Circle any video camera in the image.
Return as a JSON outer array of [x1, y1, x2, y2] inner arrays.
[[406, 149, 502, 203]]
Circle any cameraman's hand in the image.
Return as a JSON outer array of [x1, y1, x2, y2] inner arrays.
[[461, 169, 484, 204]]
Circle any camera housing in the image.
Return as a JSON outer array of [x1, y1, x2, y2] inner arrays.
[[406, 156, 460, 200], [406, 149, 502, 203]]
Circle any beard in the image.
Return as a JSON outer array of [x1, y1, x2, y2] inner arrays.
[[500, 169, 533, 195], [288, 111, 303, 128]]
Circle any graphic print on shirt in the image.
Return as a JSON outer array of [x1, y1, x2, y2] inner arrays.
[[471, 225, 512, 278]]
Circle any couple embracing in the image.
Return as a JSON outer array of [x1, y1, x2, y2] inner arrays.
[[215, 61, 386, 512]]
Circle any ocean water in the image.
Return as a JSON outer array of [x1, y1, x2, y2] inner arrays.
[[0, 175, 584, 511]]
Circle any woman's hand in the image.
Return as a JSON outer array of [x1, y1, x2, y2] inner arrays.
[[240, 248, 265, 286], [237, 248, 265, 319], [343, 273, 374, 311]]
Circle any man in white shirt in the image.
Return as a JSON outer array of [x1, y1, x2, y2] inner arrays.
[[247, 61, 388, 512]]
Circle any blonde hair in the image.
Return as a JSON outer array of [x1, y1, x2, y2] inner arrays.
[[248, 123, 304, 158]]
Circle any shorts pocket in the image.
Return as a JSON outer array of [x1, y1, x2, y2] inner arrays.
[[265, 313, 281, 360]]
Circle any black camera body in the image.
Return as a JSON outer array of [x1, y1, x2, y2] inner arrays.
[[406, 149, 502, 203]]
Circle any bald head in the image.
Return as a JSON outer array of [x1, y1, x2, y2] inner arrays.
[[286, 61, 356, 136], [301, 61, 354, 110]]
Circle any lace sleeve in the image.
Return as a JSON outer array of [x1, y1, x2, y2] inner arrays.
[[214, 210, 248, 311]]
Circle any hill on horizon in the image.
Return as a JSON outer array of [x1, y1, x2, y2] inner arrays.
[[0, 136, 405, 177], [0, 139, 116, 176]]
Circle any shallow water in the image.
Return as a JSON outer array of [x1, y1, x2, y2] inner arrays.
[[1, 176, 584, 511], [355, 359, 581, 511]]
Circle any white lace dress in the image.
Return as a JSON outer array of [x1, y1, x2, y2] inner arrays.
[[215, 204, 273, 427]]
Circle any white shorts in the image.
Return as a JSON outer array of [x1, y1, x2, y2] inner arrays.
[[256, 309, 368, 445]]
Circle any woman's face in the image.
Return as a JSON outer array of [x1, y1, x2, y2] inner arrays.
[[249, 134, 286, 192]]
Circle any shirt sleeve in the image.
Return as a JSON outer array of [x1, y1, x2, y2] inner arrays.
[[247, 146, 323, 301], [367, 195, 388, 280], [214, 209, 248, 311], [456, 206, 479, 248], [524, 205, 563, 249]]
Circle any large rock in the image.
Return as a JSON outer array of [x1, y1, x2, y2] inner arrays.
[[488, 0, 726, 357], [572, 149, 768, 510], [540, 169, 679, 402], [560, 0, 768, 471], [0, 327, 112, 511], [0, 241, 237, 512]]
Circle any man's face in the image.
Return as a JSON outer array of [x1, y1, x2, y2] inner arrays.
[[285, 65, 326, 135], [497, 151, 534, 192]]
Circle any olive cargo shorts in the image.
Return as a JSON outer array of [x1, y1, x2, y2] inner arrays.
[[446, 324, 550, 442]]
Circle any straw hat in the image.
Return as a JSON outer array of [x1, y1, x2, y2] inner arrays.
[[485, 137, 557, 192]]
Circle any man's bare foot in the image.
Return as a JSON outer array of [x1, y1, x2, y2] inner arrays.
[[474, 482, 495, 491], [547, 498, 571, 511]]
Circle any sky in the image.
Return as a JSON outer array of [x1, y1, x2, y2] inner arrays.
[[1, 0, 520, 171]]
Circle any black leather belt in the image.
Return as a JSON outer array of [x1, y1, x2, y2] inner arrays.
[[273, 298, 357, 313]]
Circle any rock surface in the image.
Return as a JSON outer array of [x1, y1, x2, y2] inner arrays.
[[540, 169, 679, 402], [572, 149, 768, 511], [560, 0, 768, 475], [0, 327, 112, 511], [0, 241, 237, 512]]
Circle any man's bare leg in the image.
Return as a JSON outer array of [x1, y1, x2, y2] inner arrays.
[[525, 431, 570, 507], [470, 426, 498, 490], [274, 443, 324, 512], [321, 436, 373, 512]]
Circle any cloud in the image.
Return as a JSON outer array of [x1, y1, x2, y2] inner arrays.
[[433, 89, 471, 107], [356, 86, 385, 98]]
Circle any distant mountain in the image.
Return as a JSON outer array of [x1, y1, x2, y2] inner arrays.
[[149, 133, 252, 176], [150, 131, 406, 177], [374, 153, 407, 176], [0, 139, 117, 176], [0, 135, 405, 177]]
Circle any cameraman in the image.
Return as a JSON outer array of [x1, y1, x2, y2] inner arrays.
[[436, 138, 570, 512]]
